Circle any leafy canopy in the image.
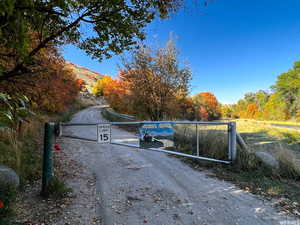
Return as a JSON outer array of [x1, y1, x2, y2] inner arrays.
[[104, 40, 192, 120], [0, 0, 183, 81]]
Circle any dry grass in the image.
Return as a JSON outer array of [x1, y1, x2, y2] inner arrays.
[[277, 147, 300, 179], [236, 118, 300, 126], [173, 124, 228, 160], [172, 122, 300, 216], [237, 120, 300, 149], [0, 118, 44, 184], [234, 120, 300, 178]]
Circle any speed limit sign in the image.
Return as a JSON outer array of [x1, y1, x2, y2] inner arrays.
[[97, 124, 111, 143]]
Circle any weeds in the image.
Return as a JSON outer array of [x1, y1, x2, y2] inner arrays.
[[61, 112, 74, 122], [46, 177, 72, 199]]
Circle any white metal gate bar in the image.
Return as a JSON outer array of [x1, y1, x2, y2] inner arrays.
[[59, 121, 237, 164]]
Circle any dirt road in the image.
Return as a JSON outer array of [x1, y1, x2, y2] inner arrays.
[[62, 106, 297, 225]]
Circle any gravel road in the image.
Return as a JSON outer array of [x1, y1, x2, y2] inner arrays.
[[62, 106, 298, 225]]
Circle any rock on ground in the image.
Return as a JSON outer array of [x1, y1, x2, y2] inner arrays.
[[0, 165, 20, 187], [255, 151, 280, 169]]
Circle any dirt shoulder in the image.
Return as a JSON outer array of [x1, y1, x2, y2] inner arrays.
[[14, 123, 102, 225]]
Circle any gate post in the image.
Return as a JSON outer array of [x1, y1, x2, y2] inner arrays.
[[41, 122, 55, 197], [229, 122, 237, 162], [196, 124, 199, 156]]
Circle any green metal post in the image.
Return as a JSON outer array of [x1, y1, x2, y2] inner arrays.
[[41, 122, 55, 196]]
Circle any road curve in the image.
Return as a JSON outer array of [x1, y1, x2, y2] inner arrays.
[[62, 106, 297, 225]]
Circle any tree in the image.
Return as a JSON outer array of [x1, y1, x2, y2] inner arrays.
[[0, 45, 82, 112], [197, 106, 209, 121], [193, 92, 221, 120], [221, 104, 233, 119], [103, 78, 133, 115], [116, 41, 191, 120], [272, 61, 300, 117], [92, 75, 113, 96], [177, 96, 195, 120], [244, 92, 256, 105], [246, 103, 259, 119], [263, 93, 288, 121], [0, 0, 185, 82], [255, 90, 269, 110]]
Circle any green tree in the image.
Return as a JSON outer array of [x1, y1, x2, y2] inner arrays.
[[221, 104, 233, 118], [255, 90, 269, 110], [272, 61, 300, 117], [263, 93, 288, 121], [244, 92, 256, 105], [0, 0, 184, 82], [233, 99, 247, 118]]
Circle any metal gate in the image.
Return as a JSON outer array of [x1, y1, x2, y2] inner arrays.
[[59, 121, 237, 164]]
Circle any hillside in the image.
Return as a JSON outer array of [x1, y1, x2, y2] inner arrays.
[[65, 62, 104, 92]]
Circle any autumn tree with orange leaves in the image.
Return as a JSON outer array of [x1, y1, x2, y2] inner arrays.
[[0, 45, 82, 112], [114, 41, 192, 120], [102, 43, 225, 121], [103, 77, 134, 115], [193, 92, 221, 120]]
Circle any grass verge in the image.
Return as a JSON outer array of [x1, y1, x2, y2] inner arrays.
[[236, 119, 300, 126], [174, 123, 300, 216]]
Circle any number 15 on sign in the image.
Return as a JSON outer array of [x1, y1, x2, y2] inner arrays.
[[97, 124, 111, 143]]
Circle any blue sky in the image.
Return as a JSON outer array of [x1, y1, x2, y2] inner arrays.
[[63, 0, 300, 104]]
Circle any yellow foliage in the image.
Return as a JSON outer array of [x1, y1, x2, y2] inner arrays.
[[92, 75, 113, 96]]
